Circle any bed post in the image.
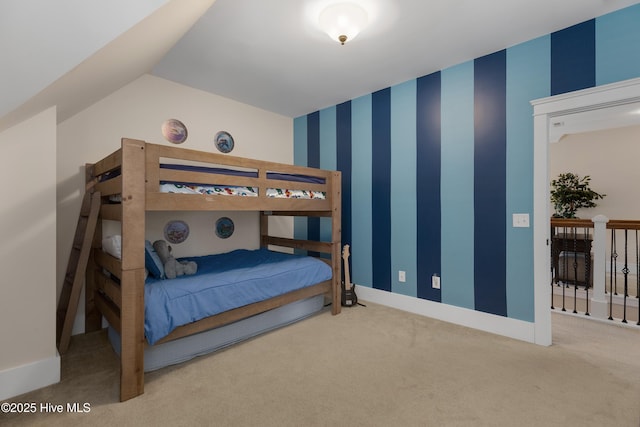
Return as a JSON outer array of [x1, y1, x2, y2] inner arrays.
[[331, 171, 342, 315], [119, 139, 146, 401], [85, 163, 102, 332], [259, 211, 269, 249]]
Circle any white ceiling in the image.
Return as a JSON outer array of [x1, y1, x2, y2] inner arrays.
[[152, 0, 640, 118], [2, 0, 640, 132]]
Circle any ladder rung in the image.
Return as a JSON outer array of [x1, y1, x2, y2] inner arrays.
[[57, 190, 101, 354]]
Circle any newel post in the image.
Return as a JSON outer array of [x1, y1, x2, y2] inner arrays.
[[591, 214, 609, 319]]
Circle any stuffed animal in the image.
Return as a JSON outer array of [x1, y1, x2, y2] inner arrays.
[[152, 240, 197, 279]]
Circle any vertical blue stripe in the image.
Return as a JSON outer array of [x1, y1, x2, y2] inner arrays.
[[551, 20, 596, 95], [307, 111, 320, 248], [596, 4, 640, 86], [336, 101, 352, 251], [372, 88, 392, 292], [293, 116, 308, 168], [474, 50, 507, 317], [416, 72, 441, 302], [293, 116, 308, 243], [391, 80, 417, 297], [506, 36, 550, 322], [319, 107, 337, 244], [319, 107, 337, 171], [351, 95, 373, 288], [441, 62, 475, 309], [506, 36, 551, 322], [307, 111, 320, 168]]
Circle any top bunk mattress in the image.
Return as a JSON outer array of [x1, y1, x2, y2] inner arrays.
[[101, 163, 328, 200], [158, 164, 327, 199], [144, 248, 332, 345]]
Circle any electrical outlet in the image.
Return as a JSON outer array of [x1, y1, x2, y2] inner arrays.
[[399, 270, 406, 283], [432, 274, 440, 289]]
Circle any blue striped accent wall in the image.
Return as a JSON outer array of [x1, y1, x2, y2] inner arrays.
[[319, 107, 336, 246], [371, 88, 392, 292], [596, 3, 640, 86], [506, 35, 550, 321], [336, 101, 352, 250], [293, 116, 308, 245], [390, 80, 417, 296], [293, 4, 640, 322], [551, 20, 596, 95], [416, 72, 441, 302], [306, 111, 321, 251], [440, 62, 475, 310], [350, 95, 373, 288], [473, 50, 507, 316]]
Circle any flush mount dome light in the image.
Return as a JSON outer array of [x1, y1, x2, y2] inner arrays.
[[319, 2, 368, 45]]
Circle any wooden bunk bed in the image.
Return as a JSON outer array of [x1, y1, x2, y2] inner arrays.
[[85, 138, 342, 401]]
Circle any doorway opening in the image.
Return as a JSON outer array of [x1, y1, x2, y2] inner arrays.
[[532, 77, 640, 345]]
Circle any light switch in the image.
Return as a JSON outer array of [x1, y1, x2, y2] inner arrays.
[[512, 213, 530, 228]]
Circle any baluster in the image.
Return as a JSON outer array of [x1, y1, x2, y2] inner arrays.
[[550, 245, 555, 310], [584, 228, 590, 316], [622, 230, 629, 323], [549, 224, 558, 310], [637, 231, 640, 326], [561, 226, 568, 312], [612, 229, 618, 295], [572, 231, 578, 314], [550, 229, 558, 310], [609, 229, 616, 321]]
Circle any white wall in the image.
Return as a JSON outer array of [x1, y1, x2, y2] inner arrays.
[[549, 124, 640, 219], [0, 107, 60, 400], [57, 74, 293, 333]]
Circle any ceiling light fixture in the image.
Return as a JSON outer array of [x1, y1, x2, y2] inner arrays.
[[318, 2, 368, 45]]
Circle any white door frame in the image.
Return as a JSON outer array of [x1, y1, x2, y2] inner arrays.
[[531, 77, 640, 345]]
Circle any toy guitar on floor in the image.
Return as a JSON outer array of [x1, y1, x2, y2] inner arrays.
[[341, 244, 360, 307]]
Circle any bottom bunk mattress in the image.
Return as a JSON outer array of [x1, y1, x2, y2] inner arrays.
[[144, 248, 332, 345], [109, 295, 325, 372]]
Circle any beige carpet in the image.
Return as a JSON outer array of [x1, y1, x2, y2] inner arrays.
[[2, 302, 640, 427]]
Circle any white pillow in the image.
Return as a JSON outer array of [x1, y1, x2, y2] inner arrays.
[[102, 235, 122, 259]]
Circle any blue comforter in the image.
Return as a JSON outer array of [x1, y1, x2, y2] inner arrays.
[[144, 249, 332, 345]]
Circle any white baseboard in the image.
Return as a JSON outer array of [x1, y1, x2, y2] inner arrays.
[[355, 285, 537, 344], [0, 354, 60, 401]]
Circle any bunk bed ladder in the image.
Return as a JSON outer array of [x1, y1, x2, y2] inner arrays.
[[56, 189, 101, 354]]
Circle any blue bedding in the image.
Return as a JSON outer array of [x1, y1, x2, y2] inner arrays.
[[144, 249, 332, 345]]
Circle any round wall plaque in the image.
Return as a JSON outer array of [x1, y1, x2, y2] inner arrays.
[[215, 217, 234, 239], [162, 119, 188, 144], [214, 131, 234, 153], [164, 220, 190, 244]]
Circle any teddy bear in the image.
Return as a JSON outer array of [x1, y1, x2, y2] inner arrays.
[[152, 240, 197, 279]]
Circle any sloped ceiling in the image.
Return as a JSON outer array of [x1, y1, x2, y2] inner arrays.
[[2, 0, 640, 132], [0, 0, 216, 132]]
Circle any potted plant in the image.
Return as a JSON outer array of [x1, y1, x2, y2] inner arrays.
[[550, 172, 605, 218]]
